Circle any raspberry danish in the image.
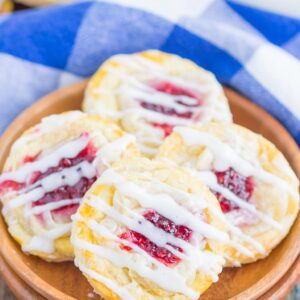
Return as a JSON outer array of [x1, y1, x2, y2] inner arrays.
[[0, 111, 138, 261], [83, 50, 232, 157], [71, 157, 228, 299], [157, 123, 299, 266]]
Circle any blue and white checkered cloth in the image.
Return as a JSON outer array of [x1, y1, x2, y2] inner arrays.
[[0, 0, 300, 146], [0, 1, 299, 298]]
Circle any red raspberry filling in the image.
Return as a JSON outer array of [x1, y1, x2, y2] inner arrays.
[[152, 81, 202, 104], [139, 81, 203, 137], [0, 140, 98, 222], [33, 143, 97, 221], [119, 230, 182, 266], [22, 153, 40, 164], [213, 168, 254, 213], [119, 210, 192, 266], [144, 210, 192, 241], [0, 154, 41, 192], [140, 102, 193, 119], [0, 180, 25, 192], [29, 143, 96, 184], [32, 176, 97, 220], [151, 122, 174, 137]]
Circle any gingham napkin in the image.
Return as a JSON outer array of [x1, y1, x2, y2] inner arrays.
[[0, 0, 300, 145], [0, 1, 299, 298]]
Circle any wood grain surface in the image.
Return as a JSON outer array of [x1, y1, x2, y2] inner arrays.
[[1, 253, 298, 300], [0, 255, 43, 300], [0, 81, 299, 300]]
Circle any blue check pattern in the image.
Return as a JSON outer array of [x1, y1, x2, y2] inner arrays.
[[0, 0, 300, 145], [0, 1, 299, 298]]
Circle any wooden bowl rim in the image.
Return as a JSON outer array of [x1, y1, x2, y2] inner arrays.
[[0, 81, 299, 300], [0, 254, 43, 300], [0, 250, 298, 300], [0, 251, 300, 300]]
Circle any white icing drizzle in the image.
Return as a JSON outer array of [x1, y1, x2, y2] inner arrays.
[[114, 54, 214, 94], [3, 187, 44, 214], [86, 218, 188, 273], [73, 168, 231, 299], [223, 254, 241, 267], [3, 160, 96, 214], [89, 53, 231, 155], [137, 135, 162, 146], [75, 262, 135, 300], [1, 133, 135, 255], [120, 84, 206, 114], [34, 161, 95, 192], [124, 172, 253, 257], [88, 196, 198, 260], [22, 236, 54, 253], [107, 178, 226, 241], [103, 171, 254, 257], [25, 198, 81, 216], [86, 217, 221, 281], [1, 135, 92, 253], [225, 221, 265, 253], [151, 179, 259, 256], [122, 108, 194, 126], [205, 202, 265, 255], [175, 127, 297, 198], [95, 134, 136, 167], [197, 171, 282, 230], [0, 135, 90, 183], [22, 223, 71, 253], [11, 111, 85, 152], [172, 126, 295, 259], [135, 143, 158, 156], [73, 237, 198, 299]]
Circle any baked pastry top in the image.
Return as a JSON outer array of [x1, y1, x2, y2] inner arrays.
[[83, 50, 232, 157], [157, 123, 299, 265], [72, 156, 227, 299], [0, 111, 138, 261]]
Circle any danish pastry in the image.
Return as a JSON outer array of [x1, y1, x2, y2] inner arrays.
[[0, 111, 138, 261], [83, 50, 232, 157], [72, 157, 228, 299], [157, 123, 299, 266]]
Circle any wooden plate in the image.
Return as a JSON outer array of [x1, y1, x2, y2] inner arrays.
[[0, 255, 44, 300], [1, 252, 300, 300], [0, 81, 299, 300]]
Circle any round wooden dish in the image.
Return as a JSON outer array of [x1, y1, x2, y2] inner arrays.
[[1, 253, 299, 300], [0, 81, 299, 300]]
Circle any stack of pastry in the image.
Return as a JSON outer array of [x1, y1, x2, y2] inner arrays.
[[0, 50, 298, 299]]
